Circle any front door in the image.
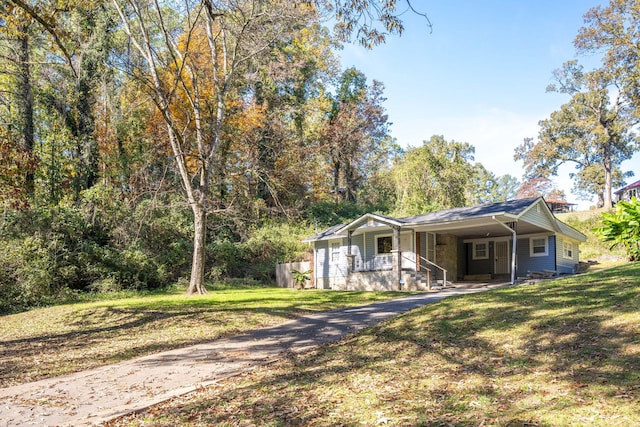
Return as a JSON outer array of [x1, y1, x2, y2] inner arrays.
[[400, 232, 415, 270], [494, 240, 510, 274]]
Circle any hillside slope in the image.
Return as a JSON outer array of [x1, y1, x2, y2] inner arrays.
[[113, 263, 640, 426], [557, 209, 626, 263]]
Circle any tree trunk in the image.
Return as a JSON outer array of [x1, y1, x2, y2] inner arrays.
[[187, 204, 209, 295], [74, 74, 99, 199], [344, 160, 358, 203], [603, 144, 613, 209], [17, 27, 35, 196], [332, 157, 341, 202]]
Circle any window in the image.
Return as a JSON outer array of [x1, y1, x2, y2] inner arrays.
[[530, 236, 548, 257], [563, 241, 573, 259], [331, 242, 341, 262], [473, 242, 488, 260], [376, 236, 393, 255]]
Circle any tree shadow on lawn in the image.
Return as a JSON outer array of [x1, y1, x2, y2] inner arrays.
[[404, 267, 640, 391], [116, 325, 560, 426], [116, 265, 640, 426], [0, 303, 334, 387], [0, 288, 407, 381]]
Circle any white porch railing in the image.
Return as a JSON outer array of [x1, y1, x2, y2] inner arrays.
[[359, 254, 393, 271]]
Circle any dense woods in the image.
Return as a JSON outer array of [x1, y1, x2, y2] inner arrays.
[[11, 0, 640, 311], [0, 0, 520, 312]]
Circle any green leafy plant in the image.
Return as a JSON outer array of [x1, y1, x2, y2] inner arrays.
[[291, 269, 313, 289], [594, 197, 640, 261]]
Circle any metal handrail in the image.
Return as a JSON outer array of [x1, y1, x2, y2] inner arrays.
[[417, 254, 447, 287], [401, 254, 448, 290]]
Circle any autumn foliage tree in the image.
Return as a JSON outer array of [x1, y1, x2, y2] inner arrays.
[[515, 176, 565, 200], [323, 68, 390, 203], [0, 3, 37, 204], [0, 129, 37, 208], [0, 0, 430, 309], [112, 0, 324, 294]]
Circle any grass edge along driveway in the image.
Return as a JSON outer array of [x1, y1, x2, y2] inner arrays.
[[0, 287, 409, 387], [110, 263, 640, 427]]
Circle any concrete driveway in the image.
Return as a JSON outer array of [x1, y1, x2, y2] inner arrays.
[[0, 282, 510, 427]]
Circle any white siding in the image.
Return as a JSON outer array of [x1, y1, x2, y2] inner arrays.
[[329, 238, 348, 278], [351, 234, 365, 271], [556, 235, 579, 274]]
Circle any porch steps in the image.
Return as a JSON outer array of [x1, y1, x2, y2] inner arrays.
[[402, 270, 452, 290], [404, 270, 428, 289]]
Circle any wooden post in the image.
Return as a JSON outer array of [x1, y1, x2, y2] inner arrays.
[[392, 226, 402, 289], [415, 232, 421, 271], [347, 230, 354, 273]]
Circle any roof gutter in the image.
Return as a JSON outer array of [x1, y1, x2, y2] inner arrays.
[[492, 216, 517, 285]]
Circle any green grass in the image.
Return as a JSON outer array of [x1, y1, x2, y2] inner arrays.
[[556, 210, 627, 262], [109, 263, 640, 426], [0, 285, 408, 387]]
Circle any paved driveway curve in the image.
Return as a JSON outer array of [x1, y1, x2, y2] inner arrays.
[[0, 283, 508, 426]]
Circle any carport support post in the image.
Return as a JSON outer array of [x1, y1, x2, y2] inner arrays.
[[510, 228, 517, 284], [492, 216, 517, 285], [391, 226, 402, 289]]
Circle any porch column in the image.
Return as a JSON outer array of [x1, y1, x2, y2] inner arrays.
[[509, 223, 517, 285], [492, 216, 518, 285], [346, 230, 355, 274], [415, 232, 421, 271], [391, 226, 402, 289]]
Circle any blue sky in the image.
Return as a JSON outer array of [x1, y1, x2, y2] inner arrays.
[[338, 0, 639, 209]]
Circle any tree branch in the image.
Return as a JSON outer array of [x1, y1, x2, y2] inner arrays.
[[8, 0, 78, 79]]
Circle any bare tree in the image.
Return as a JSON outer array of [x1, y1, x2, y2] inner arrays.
[[112, 0, 315, 294]]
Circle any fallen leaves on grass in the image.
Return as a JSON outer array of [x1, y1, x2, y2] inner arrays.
[[107, 264, 640, 426], [0, 288, 405, 387]]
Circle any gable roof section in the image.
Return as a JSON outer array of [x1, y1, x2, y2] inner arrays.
[[555, 219, 587, 242], [302, 223, 345, 243], [335, 212, 404, 235], [614, 178, 640, 195]]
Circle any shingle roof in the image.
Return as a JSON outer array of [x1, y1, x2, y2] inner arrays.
[[400, 197, 540, 225], [302, 223, 345, 242], [303, 197, 585, 242], [614, 179, 640, 194]]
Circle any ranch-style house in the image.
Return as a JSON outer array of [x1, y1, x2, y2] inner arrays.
[[303, 197, 587, 291]]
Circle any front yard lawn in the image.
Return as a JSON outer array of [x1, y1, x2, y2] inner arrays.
[[0, 286, 407, 387], [110, 263, 640, 426]]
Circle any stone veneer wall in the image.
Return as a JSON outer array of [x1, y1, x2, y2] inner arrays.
[[436, 234, 458, 283], [345, 270, 397, 291]]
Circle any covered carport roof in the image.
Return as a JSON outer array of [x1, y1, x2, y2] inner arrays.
[[400, 197, 540, 238], [401, 197, 585, 241]]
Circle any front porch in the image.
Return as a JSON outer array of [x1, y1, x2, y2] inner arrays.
[[306, 198, 586, 292], [319, 226, 455, 291], [321, 267, 513, 292]]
